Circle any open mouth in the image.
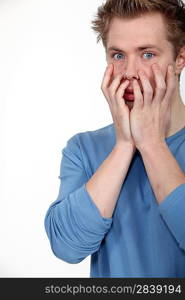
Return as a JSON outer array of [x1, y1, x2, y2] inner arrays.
[[124, 90, 135, 101], [123, 89, 144, 101]]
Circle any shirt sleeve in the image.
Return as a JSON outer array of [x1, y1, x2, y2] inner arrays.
[[44, 134, 113, 264], [158, 182, 185, 251]]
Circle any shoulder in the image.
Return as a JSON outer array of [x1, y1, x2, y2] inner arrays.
[[75, 123, 115, 149], [78, 123, 114, 141], [65, 123, 115, 156]]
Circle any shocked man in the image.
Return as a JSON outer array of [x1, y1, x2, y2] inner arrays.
[[45, 0, 185, 277]]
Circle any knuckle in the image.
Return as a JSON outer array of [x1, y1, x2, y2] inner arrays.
[[101, 87, 110, 101], [145, 88, 153, 97], [158, 84, 166, 92], [105, 93, 111, 103], [101, 83, 106, 91]]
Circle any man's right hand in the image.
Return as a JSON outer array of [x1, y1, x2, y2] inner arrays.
[[101, 63, 136, 149]]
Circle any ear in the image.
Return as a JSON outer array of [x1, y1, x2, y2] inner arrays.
[[175, 46, 185, 75]]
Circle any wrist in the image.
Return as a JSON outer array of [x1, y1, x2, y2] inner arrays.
[[137, 139, 167, 155], [114, 141, 136, 154]]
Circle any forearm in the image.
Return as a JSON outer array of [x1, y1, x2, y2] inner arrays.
[[86, 143, 135, 218], [139, 141, 185, 204]]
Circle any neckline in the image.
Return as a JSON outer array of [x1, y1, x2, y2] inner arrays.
[[166, 126, 185, 142]]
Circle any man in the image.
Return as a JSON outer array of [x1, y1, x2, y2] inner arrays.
[[45, 0, 185, 277]]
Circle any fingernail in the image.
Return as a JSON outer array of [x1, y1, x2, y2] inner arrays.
[[139, 70, 145, 75]]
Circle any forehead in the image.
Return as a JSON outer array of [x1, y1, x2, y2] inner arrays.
[[106, 12, 169, 49]]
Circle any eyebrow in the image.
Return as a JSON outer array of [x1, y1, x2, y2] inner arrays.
[[107, 45, 162, 52]]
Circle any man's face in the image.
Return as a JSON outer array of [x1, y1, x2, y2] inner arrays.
[[106, 12, 176, 109]]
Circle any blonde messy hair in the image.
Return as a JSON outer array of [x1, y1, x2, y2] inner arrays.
[[91, 0, 185, 59]]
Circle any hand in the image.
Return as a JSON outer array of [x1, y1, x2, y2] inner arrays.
[[101, 63, 136, 148], [130, 63, 176, 150]]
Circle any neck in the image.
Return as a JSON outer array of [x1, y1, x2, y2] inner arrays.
[[166, 87, 185, 138]]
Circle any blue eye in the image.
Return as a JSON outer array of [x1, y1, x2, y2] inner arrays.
[[143, 52, 155, 59], [113, 53, 124, 60]]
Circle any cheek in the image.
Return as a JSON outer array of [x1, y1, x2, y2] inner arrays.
[[113, 64, 122, 78]]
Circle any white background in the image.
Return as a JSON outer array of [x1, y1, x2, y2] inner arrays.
[[0, 0, 185, 277]]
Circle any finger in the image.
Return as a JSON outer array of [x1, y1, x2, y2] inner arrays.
[[108, 73, 126, 99], [116, 80, 130, 107], [138, 70, 153, 106], [132, 79, 143, 109], [163, 65, 176, 107], [101, 63, 114, 98], [152, 63, 166, 104]]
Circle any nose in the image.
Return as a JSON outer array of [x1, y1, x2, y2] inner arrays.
[[123, 59, 139, 80], [124, 73, 139, 80]]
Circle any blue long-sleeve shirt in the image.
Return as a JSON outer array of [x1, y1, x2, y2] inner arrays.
[[44, 123, 185, 277]]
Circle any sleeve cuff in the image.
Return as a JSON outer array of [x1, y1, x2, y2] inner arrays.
[[72, 183, 113, 234], [158, 183, 185, 250]]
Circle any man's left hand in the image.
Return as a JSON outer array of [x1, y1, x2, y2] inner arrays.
[[130, 63, 176, 151]]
